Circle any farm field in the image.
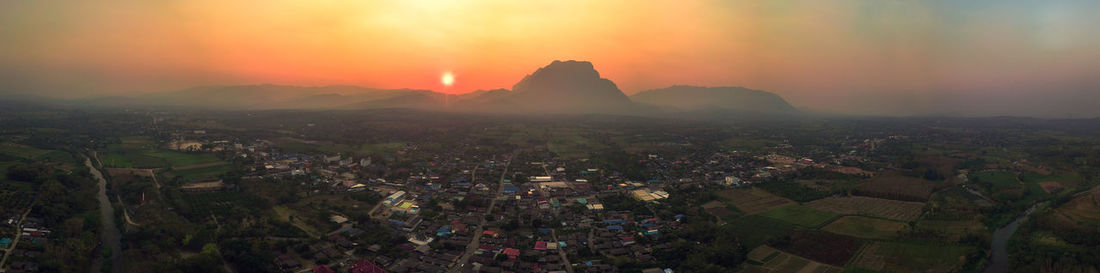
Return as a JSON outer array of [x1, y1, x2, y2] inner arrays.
[[805, 196, 925, 222], [725, 215, 796, 249], [0, 142, 51, 159], [742, 245, 843, 273], [926, 187, 991, 216], [0, 142, 75, 165], [164, 164, 231, 183], [702, 200, 741, 222], [100, 149, 220, 169], [106, 168, 156, 178], [971, 171, 1019, 190], [143, 150, 220, 167], [773, 230, 863, 267], [717, 188, 796, 215], [849, 242, 975, 273], [914, 219, 985, 241], [1047, 188, 1100, 228], [853, 174, 937, 202], [796, 179, 865, 192], [822, 216, 908, 239], [758, 205, 838, 228]]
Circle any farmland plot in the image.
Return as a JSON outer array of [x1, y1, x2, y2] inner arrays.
[[717, 188, 796, 215], [805, 196, 925, 222]]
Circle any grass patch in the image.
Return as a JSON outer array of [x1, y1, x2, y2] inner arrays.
[[972, 171, 1018, 191], [35, 150, 74, 163], [166, 164, 231, 183], [725, 215, 796, 249], [822, 216, 908, 240], [0, 142, 51, 159], [143, 150, 220, 167], [850, 241, 975, 273], [758, 205, 838, 228]]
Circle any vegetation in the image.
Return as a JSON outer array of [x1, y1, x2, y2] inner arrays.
[[757, 205, 838, 228]]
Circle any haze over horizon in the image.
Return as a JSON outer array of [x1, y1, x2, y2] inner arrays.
[[2, 0, 1099, 117]]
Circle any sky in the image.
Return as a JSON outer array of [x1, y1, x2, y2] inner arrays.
[[2, 0, 1099, 117]]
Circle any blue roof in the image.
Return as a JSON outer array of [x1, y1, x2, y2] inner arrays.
[[603, 219, 626, 225], [607, 225, 623, 230], [537, 228, 551, 234]]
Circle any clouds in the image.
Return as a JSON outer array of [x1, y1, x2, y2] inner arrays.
[[1, 0, 1097, 117]]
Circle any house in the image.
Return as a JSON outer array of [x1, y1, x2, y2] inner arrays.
[[350, 259, 388, 273], [312, 265, 335, 273], [502, 248, 521, 259]]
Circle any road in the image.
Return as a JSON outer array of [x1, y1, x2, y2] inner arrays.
[[0, 200, 35, 269], [449, 151, 516, 273], [551, 229, 575, 273]]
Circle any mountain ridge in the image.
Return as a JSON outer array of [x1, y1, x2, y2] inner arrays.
[[37, 61, 797, 115]]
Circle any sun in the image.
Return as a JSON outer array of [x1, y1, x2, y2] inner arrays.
[[441, 72, 455, 87]]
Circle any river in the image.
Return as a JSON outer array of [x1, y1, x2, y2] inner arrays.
[[984, 203, 1042, 273], [85, 156, 122, 273]]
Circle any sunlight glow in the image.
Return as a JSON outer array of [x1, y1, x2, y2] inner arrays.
[[442, 72, 455, 87]]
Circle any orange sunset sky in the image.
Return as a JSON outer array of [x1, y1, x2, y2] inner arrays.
[[2, 0, 1099, 117]]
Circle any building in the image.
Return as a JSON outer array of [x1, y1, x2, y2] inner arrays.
[[631, 189, 669, 202], [350, 259, 388, 273], [530, 176, 553, 182], [384, 191, 406, 206], [391, 200, 420, 214]]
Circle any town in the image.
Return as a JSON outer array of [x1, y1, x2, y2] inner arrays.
[[1, 107, 1097, 273]]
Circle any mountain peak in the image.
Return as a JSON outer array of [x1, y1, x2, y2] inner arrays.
[[507, 60, 631, 113]]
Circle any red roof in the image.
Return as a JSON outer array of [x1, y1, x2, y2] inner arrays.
[[503, 248, 521, 258], [534, 241, 547, 250], [313, 265, 335, 273], [350, 259, 387, 273]]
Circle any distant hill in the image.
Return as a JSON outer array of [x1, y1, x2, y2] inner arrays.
[[42, 61, 799, 116], [499, 60, 633, 113], [87, 85, 440, 110], [631, 85, 795, 113]]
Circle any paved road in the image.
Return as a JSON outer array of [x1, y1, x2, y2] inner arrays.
[[0, 201, 35, 269], [450, 152, 516, 273], [551, 229, 575, 273]]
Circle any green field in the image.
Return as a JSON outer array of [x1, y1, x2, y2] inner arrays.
[[851, 242, 976, 273], [143, 150, 220, 166], [0, 142, 52, 159], [915, 219, 984, 241], [101, 149, 219, 168], [277, 140, 406, 157], [822, 216, 907, 239], [547, 132, 606, 158], [972, 171, 1018, 190], [165, 164, 231, 182], [725, 215, 796, 249], [758, 205, 838, 228], [1020, 172, 1083, 184], [36, 150, 75, 163]]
